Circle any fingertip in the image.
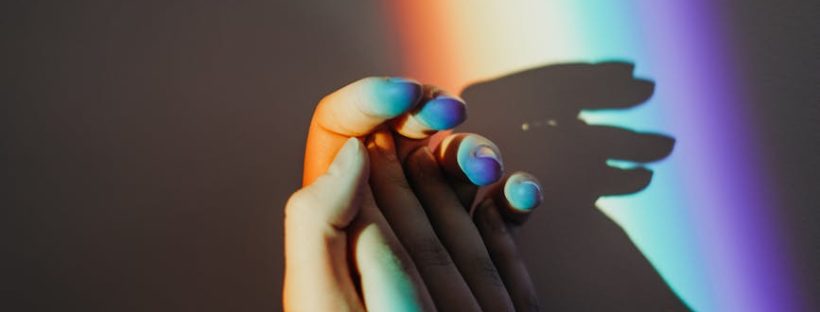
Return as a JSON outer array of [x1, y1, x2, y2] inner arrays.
[[415, 95, 467, 131], [324, 138, 370, 208], [467, 145, 503, 186], [297, 137, 369, 230], [458, 135, 504, 186], [435, 133, 505, 186], [503, 172, 543, 212], [328, 137, 368, 178], [393, 87, 466, 140]]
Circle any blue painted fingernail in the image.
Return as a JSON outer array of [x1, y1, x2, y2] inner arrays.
[[415, 95, 467, 130], [369, 77, 422, 117], [465, 149, 502, 185], [457, 135, 503, 186], [504, 172, 543, 212]]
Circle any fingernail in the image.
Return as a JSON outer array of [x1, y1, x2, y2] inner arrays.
[[504, 172, 543, 212], [458, 135, 503, 186], [370, 77, 422, 118], [415, 95, 467, 130], [329, 137, 363, 176]]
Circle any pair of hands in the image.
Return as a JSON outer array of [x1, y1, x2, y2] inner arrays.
[[283, 77, 543, 311]]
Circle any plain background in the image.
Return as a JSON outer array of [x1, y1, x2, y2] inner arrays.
[[2, 1, 818, 310]]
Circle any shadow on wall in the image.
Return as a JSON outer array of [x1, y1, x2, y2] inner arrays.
[[460, 62, 691, 311]]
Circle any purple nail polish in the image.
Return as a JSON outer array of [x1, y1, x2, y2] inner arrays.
[[415, 95, 467, 130], [457, 135, 503, 186]]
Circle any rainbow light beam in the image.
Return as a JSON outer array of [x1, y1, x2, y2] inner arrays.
[[383, 1, 802, 311]]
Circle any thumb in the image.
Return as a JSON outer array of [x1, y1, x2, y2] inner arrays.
[[292, 137, 369, 230], [283, 137, 369, 311]]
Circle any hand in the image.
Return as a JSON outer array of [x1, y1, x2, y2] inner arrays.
[[284, 77, 543, 311], [286, 77, 447, 311], [369, 129, 543, 311]]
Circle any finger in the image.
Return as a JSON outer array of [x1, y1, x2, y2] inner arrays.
[[392, 86, 467, 140], [473, 192, 541, 312], [283, 138, 367, 311], [304, 77, 423, 186], [392, 86, 465, 165], [586, 125, 675, 163], [405, 146, 515, 311], [492, 172, 543, 225], [366, 129, 481, 311], [473, 172, 544, 311], [350, 187, 437, 312], [433, 133, 504, 208]]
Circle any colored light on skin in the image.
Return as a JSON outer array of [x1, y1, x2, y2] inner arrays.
[[393, 93, 466, 139], [303, 76, 423, 185], [414, 95, 467, 130], [356, 222, 426, 312], [504, 172, 543, 212], [366, 77, 423, 118], [456, 135, 504, 186]]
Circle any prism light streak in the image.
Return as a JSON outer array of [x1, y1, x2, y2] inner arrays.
[[383, 1, 799, 311]]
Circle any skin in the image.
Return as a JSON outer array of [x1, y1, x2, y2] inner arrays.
[[289, 77, 436, 311], [284, 77, 543, 311]]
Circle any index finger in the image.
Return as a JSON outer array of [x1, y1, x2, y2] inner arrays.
[[303, 77, 422, 185]]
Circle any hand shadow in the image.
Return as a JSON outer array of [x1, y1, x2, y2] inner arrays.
[[460, 62, 691, 311]]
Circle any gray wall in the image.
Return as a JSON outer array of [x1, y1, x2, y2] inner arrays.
[[2, 1, 817, 311]]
